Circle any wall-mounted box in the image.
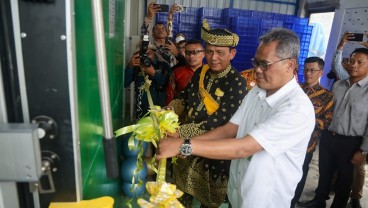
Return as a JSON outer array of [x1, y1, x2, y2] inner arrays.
[[0, 123, 42, 182]]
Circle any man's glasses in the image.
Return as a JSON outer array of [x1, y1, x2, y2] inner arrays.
[[185, 50, 203, 56], [303, 68, 321, 73], [251, 58, 291, 71]]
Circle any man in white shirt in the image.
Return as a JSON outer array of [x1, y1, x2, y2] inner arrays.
[[157, 28, 315, 208]]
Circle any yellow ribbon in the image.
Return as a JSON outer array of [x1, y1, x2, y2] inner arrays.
[[115, 69, 184, 207], [137, 181, 185, 208], [115, 106, 180, 148], [199, 64, 219, 115]]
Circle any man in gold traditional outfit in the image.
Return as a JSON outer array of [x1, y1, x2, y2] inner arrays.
[[168, 20, 247, 208]]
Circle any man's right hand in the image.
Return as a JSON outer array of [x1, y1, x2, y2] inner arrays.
[[337, 32, 355, 50], [128, 53, 140, 68], [147, 3, 161, 20]]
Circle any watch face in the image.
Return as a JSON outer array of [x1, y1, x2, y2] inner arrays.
[[180, 144, 192, 156]]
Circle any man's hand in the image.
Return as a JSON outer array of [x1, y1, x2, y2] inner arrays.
[[128, 53, 140, 68], [156, 133, 182, 159], [351, 151, 366, 166], [360, 33, 368, 48], [337, 32, 355, 50], [168, 3, 178, 19], [147, 3, 161, 20], [142, 65, 155, 76], [165, 39, 178, 56]]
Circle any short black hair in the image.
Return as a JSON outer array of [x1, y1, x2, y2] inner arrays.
[[305, 56, 325, 69], [185, 39, 203, 47], [350, 48, 368, 58], [152, 22, 167, 33]]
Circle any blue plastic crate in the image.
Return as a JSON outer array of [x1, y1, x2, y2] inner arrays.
[[199, 17, 223, 26], [178, 23, 199, 32], [232, 17, 260, 27], [261, 19, 283, 29], [259, 19, 283, 36], [252, 11, 275, 19], [222, 8, 252, 18], [156, 13, 179, 25], [294, 18, 309, 25], [181, 7, 198, 16], [231, 17, 260, 35], [222, 8, 253, 26], [180, 14, 198, 24], [293, 24, 313, 34], [237, 35, 259, 47], [283, 15, 296, 23], [236, 48, 257, 56], [198, 7, 222, 19], [273, 13, 289, 21]]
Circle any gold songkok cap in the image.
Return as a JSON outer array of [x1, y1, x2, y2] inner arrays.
[[201, 19, 239, 47]]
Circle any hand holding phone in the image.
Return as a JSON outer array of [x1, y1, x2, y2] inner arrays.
[[349, 33, 364, 42], [153, 4, 169, 12]]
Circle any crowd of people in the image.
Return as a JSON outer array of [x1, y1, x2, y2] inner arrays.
[[124, 2, 368, 208]]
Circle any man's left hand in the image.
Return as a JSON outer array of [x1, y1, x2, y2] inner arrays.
[[351, 151, 366, 165]]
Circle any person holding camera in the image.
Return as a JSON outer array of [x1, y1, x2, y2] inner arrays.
[[332, 32, 366, 208], [299, 32, 368, 208], [141, 3, 178, 68], [124, 43, 171, 119]]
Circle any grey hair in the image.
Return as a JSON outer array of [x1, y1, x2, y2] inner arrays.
[[258, 28, 300, 63]]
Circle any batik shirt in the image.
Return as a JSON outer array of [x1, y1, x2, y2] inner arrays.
[[301, 83, 334, 153]]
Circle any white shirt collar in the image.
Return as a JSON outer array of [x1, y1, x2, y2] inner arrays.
[[257, 77, 299, 108]]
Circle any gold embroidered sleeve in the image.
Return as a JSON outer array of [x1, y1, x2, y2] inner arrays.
[[178, 122, 207, 138], [168, 99, 185, 117]]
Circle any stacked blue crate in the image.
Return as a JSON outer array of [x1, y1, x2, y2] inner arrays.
[[230, 17, 260, 71], [293, 23, 313, 83], [178, 7, 200, 40], [197, 7, 227, 41], [222, 8, 253, 28], [198, 7, 223, 25], [259, 19, 283, 36], [156, 8, 313, 82], [252, 11, 275, 19]]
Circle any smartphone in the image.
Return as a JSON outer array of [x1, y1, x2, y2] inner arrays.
[[154, 4, 169, 12], [165, 37, 171, 45], [350, 33, 364, 42]]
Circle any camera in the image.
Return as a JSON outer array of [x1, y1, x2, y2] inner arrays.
[[140, 35, 152, 67], [176, 5, 187, 12]]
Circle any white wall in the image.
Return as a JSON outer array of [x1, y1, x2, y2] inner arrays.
[[320, 0, 368, 89]]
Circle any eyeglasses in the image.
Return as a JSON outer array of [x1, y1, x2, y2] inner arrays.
[[251, 58, 291, 71], [303, 68, 321, 73], [185, 50, 203, 56]]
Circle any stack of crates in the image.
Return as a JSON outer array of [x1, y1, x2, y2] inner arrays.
[[155, 7, 314, 82], [178, 7, 200, 40], [230, 17, 261, 70]]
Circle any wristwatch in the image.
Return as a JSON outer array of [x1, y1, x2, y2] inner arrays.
[[359, 149, 368, 156], [179, 137, 192, 156]]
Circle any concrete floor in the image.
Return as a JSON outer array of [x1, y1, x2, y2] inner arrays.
[[296, 148, 368, 208]]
